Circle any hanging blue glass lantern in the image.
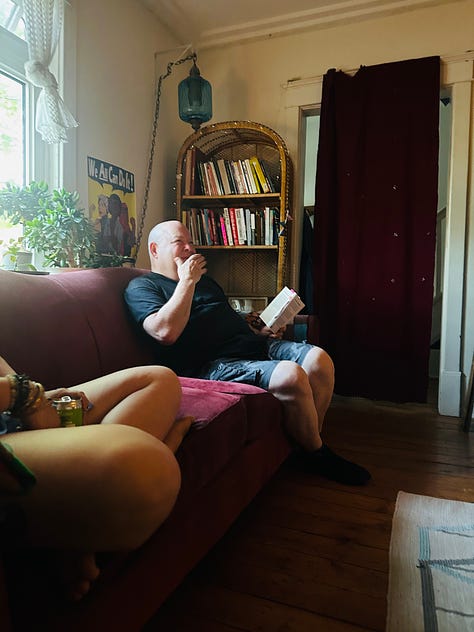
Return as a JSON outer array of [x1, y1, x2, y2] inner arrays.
[[178, 59, 212, 131]]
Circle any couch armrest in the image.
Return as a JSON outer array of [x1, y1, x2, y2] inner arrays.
[[284, 314, 320, 345]]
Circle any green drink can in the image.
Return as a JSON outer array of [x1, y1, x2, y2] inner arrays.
[[52, 396, 83, 427]]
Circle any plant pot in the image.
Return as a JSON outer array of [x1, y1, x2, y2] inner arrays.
[[1, 249, 33, 271]]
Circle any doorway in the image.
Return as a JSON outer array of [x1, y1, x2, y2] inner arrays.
[[301, 95, 451, 406]]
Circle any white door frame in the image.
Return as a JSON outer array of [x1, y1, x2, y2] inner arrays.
[[439, 57, 473, 416]]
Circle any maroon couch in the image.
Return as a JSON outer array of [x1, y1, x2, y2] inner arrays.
[[0, 267, 291, 631]]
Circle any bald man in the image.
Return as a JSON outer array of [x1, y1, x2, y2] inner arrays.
[[125, 220, 370, 486]]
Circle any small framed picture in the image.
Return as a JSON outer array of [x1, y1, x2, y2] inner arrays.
[[228, 296, 269, 313]]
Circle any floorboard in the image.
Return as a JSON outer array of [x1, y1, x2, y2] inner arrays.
[[144, 392, 471, 631]]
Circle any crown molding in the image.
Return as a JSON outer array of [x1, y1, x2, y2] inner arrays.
[[195, 0, 462, 50]]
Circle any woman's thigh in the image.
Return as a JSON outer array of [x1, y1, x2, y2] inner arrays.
[[1, 424, 180, 550]]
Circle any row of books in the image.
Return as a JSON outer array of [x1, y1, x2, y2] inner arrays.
[[184, 147, 277, 196], [182, 207, 281, 246]]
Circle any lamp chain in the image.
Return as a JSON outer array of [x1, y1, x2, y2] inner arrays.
[[136, 52, 197, 256]]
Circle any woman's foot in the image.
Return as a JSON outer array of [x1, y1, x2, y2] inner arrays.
[[55, 551, 100, 601], [163, 416, 194, 454]]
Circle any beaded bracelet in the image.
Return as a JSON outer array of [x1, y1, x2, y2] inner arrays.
[[5, 374, 45, 416]]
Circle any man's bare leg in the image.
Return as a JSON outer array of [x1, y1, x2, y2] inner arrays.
[[301, 346, 335, 433], [268, 359, 370, 485], [268, 360, 323, 451]]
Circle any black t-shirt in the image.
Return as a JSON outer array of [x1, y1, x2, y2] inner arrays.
[[124, 272, 267, 375]]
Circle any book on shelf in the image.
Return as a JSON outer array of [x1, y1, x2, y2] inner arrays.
[[245, 208, 252, 245], [224, 161, 237, 194], [249, 209, 256, 245], [258, 287, 305, 334], [249, 156, 270, 194], [234, 208, 247, 245], [240, 160, 256, 194], [260, 160, 277, 193], [212, 160, 224, 194], [184, 148, 193, 195], [228, 207, 240, 244], [205, 162, 220, 195], [202, 209, 213, 245], [185, 146, 207, 195], [218, 211, 229, 245], [183, 206, 281, 247], [243, 158, 259, 193], [222, 208, 234, 246], [264, 207, 271, 245], [217, 159, 232, 195], [231, 161, 246, 194]]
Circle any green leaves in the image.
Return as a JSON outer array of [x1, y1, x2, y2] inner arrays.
[[0, 181, 97, 268]]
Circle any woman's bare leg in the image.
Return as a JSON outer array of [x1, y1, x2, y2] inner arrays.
[[2, 424, 181, 550], [73, 365, 182, 440]]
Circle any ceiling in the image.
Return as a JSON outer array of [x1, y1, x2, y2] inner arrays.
[[140, 0, 460, 50]]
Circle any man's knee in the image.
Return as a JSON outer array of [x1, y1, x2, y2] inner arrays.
[[303, 347, 335, 383], [269, 361, 310, 398]]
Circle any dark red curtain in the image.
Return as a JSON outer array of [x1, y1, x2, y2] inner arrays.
[[313, 56, 440, 403]]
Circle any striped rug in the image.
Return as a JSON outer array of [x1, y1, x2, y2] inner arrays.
[[387, 491, 474, 631]]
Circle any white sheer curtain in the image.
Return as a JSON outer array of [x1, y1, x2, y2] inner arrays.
[[22, 0, 78, 144]]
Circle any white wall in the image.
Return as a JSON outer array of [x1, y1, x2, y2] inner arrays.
[[72, 0, 178, 267]]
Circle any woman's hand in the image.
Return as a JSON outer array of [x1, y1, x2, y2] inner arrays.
[[20, 398, 60, 431], [21, 389, 91, 431], [45, 388, 91, 412]]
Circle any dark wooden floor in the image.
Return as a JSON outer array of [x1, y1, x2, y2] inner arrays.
[[144, 391, 474, 631]]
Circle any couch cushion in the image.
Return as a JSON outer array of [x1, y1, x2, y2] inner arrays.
[[178, 377, 284, 442], [0, 269, 101, 388], [49, 267, 154, 376]]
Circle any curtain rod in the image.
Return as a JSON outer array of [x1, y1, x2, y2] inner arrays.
[[283, 50, 474, 89]]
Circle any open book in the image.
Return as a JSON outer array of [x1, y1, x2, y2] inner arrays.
[[259, 286, 305, 333]]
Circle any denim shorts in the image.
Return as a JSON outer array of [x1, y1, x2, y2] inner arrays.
[[196, 339, 314, 390]]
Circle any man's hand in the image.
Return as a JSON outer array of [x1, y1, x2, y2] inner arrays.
[[245, 312, 286, 339], [175, 254, 207, 283]]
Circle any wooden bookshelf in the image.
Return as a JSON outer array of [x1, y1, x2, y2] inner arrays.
[[176, 121, 292, 300]]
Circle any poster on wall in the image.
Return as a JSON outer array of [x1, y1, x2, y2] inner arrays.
[[87, 156, 137, 259]]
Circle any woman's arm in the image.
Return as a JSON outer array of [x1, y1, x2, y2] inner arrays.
[[0, 356, 60, 430], [0, 355, 15, 377]]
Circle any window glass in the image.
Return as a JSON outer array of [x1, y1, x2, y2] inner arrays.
[[0, 0, 25, 40], [0, 70, 25, 187], [0, 1, 27, 252]]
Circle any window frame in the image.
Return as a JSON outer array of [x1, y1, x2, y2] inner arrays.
[[0, 1, 75, 189]]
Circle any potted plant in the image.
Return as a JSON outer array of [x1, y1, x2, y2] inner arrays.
[[0, 236, 35, 271], [0, 181, 97, 269]]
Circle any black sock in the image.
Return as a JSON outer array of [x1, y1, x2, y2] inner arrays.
[[297, 444, 371, 486]]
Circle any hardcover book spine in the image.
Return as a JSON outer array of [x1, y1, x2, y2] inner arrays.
[[235, 208, 247, 245], [216, 159, 231, 194], [219, 212, 229, 246], [249, 156, 270, 193], [228, 207, 239, 245]]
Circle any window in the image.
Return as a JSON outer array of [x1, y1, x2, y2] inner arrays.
[[0, 0, 70, 251], [0, 70, 25, 188], [0, 0, 28, 188]]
